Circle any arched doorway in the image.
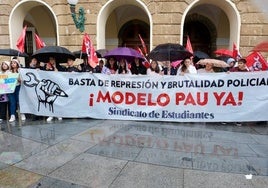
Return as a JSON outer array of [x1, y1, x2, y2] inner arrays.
[[181, 0, 240, 52], [10, 1, 58, 65], [118, 20, 149, 51], [97, 0, 152, 51], [183, 14, 217, 56]]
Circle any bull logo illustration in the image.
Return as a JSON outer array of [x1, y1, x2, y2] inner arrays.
[[253, 56, 262, 70], [23, 72, 68, 112]]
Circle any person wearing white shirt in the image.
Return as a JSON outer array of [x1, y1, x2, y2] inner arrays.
[[177, 58, 197, 75], [147, 60, 161, 76]]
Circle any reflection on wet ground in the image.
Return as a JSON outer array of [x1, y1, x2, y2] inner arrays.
[[0, 118, 267, 187]]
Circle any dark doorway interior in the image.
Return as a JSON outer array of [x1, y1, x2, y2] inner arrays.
[[183, 14, 217, 57], [118, 20, 149, 52]]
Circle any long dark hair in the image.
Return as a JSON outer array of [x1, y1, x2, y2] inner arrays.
[[118, 59, 129, 74], [180, 58, 191, 73], [130, 58, 146, 75], [106, 57, 118, 71], [149, 61, 160, 73], [10, 59, 20, 73]]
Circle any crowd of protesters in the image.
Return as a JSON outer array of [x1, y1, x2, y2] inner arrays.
[[0, 52, 267, 124]]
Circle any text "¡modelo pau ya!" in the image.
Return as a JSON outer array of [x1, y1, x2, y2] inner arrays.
[[88, 91, 244, 107]]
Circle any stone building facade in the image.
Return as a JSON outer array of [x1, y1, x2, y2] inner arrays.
[[0, 0, 267, 61]]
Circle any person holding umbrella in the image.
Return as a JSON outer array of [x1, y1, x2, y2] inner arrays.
[[28, 57, 41, 69], [43, 57, 65, 72], [196, 58, 230, 72], [197, 62, 215, 73], [45, 57, 63, 122], [64, 58, 81, 72]]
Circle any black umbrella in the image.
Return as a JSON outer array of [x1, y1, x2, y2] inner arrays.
[[0, 48, 28, 57], [193, 51, 210, 59], [32, 46, 75, 63], [103, 47, 145, 62], [193, 50, 210, 64], [216, 55, 230, 62], [147, 43, 193, 62], [73, 50, 88, 59], [73, 49, 108, 59], [96, 49, 108, 58]]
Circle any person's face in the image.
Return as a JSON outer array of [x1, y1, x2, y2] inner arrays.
[[205, 63, 213, 70], [31, 58, 37, 64], [184, 59, 191, 67], [135, 58, 139, 64], [238, 61, 246, 69], [31, 58, 37, 66], [120, 59, 126, 66], [99, 61, 104, 67], [67, 59, 74, 66], [11, 61, 18, 68], [151, 61, 157, 68], [109, 58, 115, 65], [229, 61, 235, 67], [49, 57, 55, 64], [2, 63, 8, 69]]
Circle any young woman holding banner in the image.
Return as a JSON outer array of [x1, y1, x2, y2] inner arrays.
[[0, 61, 10, 122], [8, 59, 26, 122], [177, 58, 197, 75]]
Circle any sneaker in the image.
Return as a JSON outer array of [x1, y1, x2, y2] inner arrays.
[[9, 115, 16, 122], [57, 117, 62, 121], [0, 119, 3, 123], [21, 114, 26, 121], [46, 117, 53, 122]]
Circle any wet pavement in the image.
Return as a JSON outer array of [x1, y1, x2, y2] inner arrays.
[[0, 118, 267, 188]]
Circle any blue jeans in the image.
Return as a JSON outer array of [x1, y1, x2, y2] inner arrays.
[[8, 85, 21, 116]]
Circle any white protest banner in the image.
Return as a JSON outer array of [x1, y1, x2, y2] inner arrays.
[[19, 69, 268, 122], [0, 73, 19, 94]]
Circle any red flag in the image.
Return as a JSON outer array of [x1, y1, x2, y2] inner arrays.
[[136, 47, 150, 68], [34, 33, 46, 49], [81, 33, 90, 54], [136, 46, 143, 56], [138, 34, 148, 55], [16, 25, 27, 53], [82, 33, 98, 68], [90, 40, 98, 68], [144, 62, 150, 68], [245, 51, 268, 71], [186, 35, 193, 54], [233, 43, 242, 60]]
